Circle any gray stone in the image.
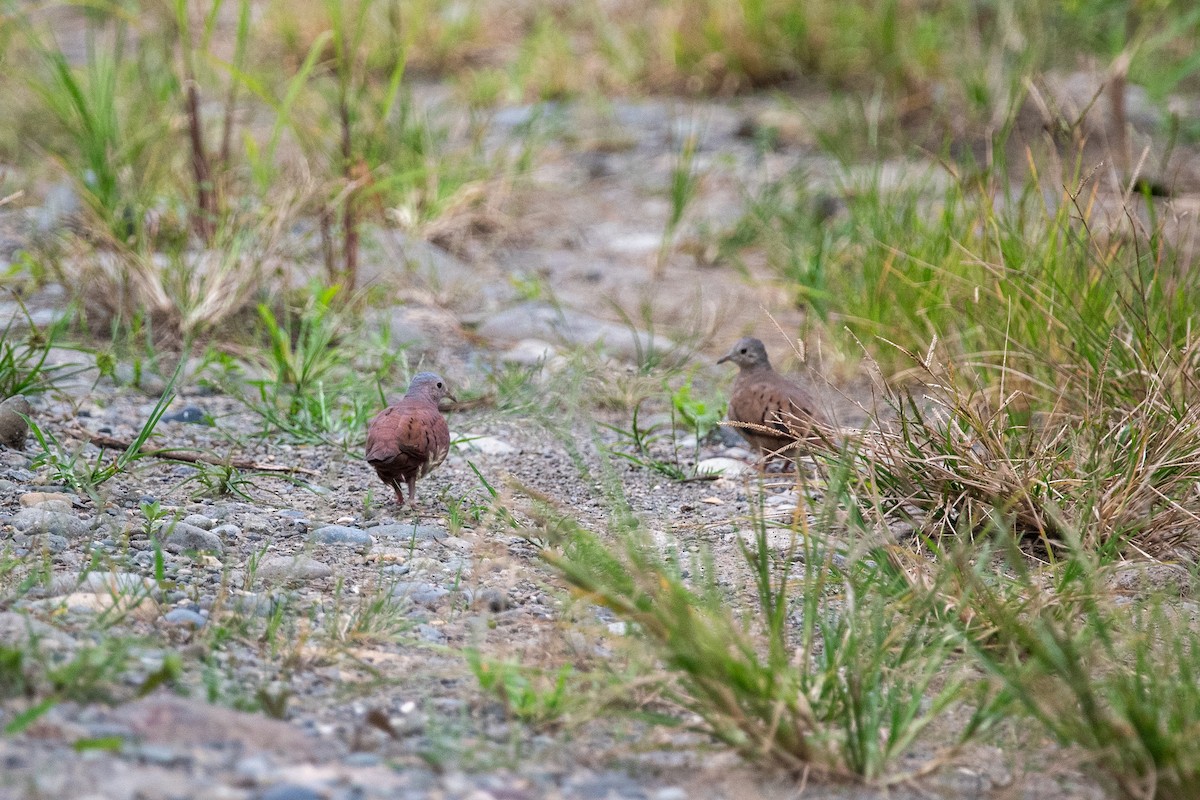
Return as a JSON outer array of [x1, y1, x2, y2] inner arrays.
[[51, 571, 153, 597], [256, 785, 322, 800], [566, 771, 649, 800], [416, 623, 446, 644], [181, 514, 215, 530], [0, 610, 73, 649], [371, 523, 447, 542], [500, 338, 559, 366], [212, 523, 242, 541], [163, 405, 209, 424], [343, 752, 382, 767], [9, 508, 90, 539], [134, 743, 188, 766], [312, 524, 373, 548], [30, 534, 69, 553], [163, 608, 207, 629], [391, 582, 449, 607], [161, 522, 224, 555], [257, 556, 333, 585], [474, 302, 674, 363]]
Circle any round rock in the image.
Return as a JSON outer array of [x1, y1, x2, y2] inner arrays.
[[19, 492, 75, 509], [163, 608, 207, 629], [391, 582, 449, 607], [371, 523, 447, 542], [256, 784, 322, 800], [181, 514, 215, 530], [257, 555, 333, 586], [161, 522, 224, 555], [10, 508, 91, 539], [312, 525, 373, 548], [0, 395, 32, 449]]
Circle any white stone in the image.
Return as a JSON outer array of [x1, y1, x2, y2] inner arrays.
[[455, 435, 516, 456], [695, 457, 752, 478]]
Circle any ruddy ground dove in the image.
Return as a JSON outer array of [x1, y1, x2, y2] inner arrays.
[[718, 337, 828, 466], [365, 372, 455, 507]]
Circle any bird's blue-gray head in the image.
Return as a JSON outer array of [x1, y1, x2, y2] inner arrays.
[[717, 337, 771, 370], [405, 372, 456, 403]]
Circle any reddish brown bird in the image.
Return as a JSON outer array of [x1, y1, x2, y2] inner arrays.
[[365, 372, 455, 507], [718, 337, 828, 466]]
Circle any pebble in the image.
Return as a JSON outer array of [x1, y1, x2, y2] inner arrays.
[[566, 771, 649, 800], [162, 405, 209, 424], [695, 457, 752, 478], [343, 752, 381, 767], [162, 522, 225, 555], [370, 523, 447, 542], [500, 338, 559, 366], [0, 610, 73, 648], [391, 582, 449, 607], [51, 571, 153, 597], [134, 743, 187, 767], [312, 525, 373, 548], [163, 608, 207, 629], [653, 789, 687, 800], [0, 395, 32, 449], [9, 508, 91, 539], [182, 514, 215, 530], [256, 784, 322, 800], [455, 435, 517, 456], [417, 623, 447, 643], [20, 492, 75, 509], [256, 556, 333, 585], [28, 534, 69, 553], [211, 523, 242, 541]]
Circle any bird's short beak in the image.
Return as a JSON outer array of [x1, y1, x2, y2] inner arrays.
[[717, 353, 731, 364], [446, 393, 459, 405]]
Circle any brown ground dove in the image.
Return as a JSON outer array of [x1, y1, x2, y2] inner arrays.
[[365, 372, 455, 507], [718, 337, 829, 466]]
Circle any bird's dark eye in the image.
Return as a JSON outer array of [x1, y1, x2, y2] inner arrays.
[[740, 348, 747, 354], [437, 382, 444, 388]]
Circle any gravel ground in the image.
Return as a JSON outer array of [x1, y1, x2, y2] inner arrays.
[[0, 86, 1144, 799]]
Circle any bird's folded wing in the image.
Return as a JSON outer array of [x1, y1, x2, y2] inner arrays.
[[366, 404, 441, 465]]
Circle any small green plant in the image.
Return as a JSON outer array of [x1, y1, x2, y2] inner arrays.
[[2, 637, 182, 734], [442, 489, 487, 535], [28, 360, 181, 498], [467, 649, 576, 729], [656, 128, 700, 276], [0, 298, 76, 397], [671, 376, 725, 468], [527, 462, 976, 781], [948, 533, 1200, 799], [600, 400, 687, 481], [242, 283, 391, 447]]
